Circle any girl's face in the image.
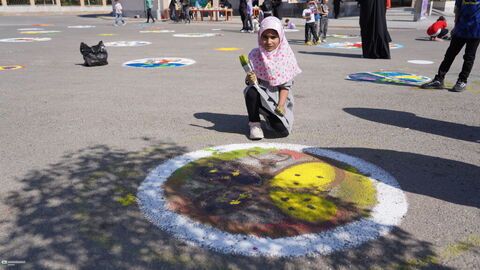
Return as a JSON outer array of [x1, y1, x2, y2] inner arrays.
[[261, 29, 280, 52]]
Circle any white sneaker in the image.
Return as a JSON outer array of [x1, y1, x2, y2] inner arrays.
[[114, 23, 119, 26], [122, 22, 127, 26], [249, 122, 264, 140]]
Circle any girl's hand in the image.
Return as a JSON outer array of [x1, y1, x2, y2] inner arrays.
[[246, 72, 257, 85], [275, 105, 285, 116]]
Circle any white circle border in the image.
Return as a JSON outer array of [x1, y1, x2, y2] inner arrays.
[[104, 41, 152, 47], [407, 60, 434, 65], [0, 37, 52, 42], [173, 33, 217, 38], [137, 143, 408, 257], [68, 25, 96, 28]]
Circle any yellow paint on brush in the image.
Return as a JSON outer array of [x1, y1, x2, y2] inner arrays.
[[270, 190, 337, 223], [269, 162, 336, 191]]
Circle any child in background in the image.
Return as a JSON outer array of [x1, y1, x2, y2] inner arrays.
[[114, 0, 126, 26], [427, 16, 448, 41], [302, 1, 318, 45], [318, 0, 329, 43], [284, 19, 296, 29], [243, 17, 302, 139], [252, 15, 260, 32]]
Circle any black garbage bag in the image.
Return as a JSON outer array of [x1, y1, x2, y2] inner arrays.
[[80, 41, 108, 66]]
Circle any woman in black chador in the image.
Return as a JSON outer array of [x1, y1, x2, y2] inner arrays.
[[357, 0, 391, 59]]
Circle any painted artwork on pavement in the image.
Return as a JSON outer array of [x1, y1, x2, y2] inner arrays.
[[173, 33, 222, 38], [326, 34, 360, 39], [140, 30, 175, 33], [0, 38, 51, 42], [142, 26, 163, 30], [347, 72, 431, 86], [138, 143, 407, 257], [19, 30, 61, 34], [17, 28, 44, 31], [215, 47, 242, 51], [68, 25, 96, 28], [122, 57, 195, 68], [318, 42, 403, 50], [407, 60, 434, 65], [284, 29, 300, 32], [32, 24, 55, 26], [104, 41, 152, 47], [0, 65, 25, 71], [98, 33, 119, 36]]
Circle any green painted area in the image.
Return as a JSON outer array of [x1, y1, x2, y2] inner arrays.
[[116, 193, 136, 207], [334, 171, 378, 209], [270, 190, 337, 223], [208, 147, 277, 161]]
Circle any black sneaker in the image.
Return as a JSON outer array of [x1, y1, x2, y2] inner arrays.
[[450, 80, 467, 92], [420, 79, 444, 89]]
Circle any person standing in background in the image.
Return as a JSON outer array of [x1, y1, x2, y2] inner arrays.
[[113, 0, 126, 26], [421, 0, 480, 92], [318, 0, 329, 43], [169, 0, 177, 21], [272, 0, 283, 20], [333, 0, 341, 19], [357, 0, 391, 59], [145, 0, 155, 23]]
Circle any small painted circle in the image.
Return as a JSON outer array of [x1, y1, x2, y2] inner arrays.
[[0, 37, 51, 42], [318, 42, 403, 50], [137, 143, 408, 257], [122, 57, 195, 68], [215, 47, 242, 51], [284, 29, 299, 32], [68, 25, 96, 28], [326, 34, 360, 38], [0, 65, 25, 71], [19, 30, 61, 34], [173, 33, 219, 38], [98, 33, 118, 36], [104, 41, 152, 47], [32, 24, 55, 26], [211, 28, 222, 31], [348, 72, 431, 85], [407, 60, 434, 65], [140, 30, 175, 33]]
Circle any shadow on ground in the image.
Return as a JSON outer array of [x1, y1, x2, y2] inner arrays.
[[1, 140, 468, 269], [344, 108, 480, 143]]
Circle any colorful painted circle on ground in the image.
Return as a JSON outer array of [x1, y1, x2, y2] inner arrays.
[[138, 143, 408, 257], [19, 30, 61, 34], [0, 37, 51, 42], [215, 47, 242, 51], [348, 72, 431, 85], [122, 57, 195, 68], [32, 24, 54, 26], [98, 33, 118, 36], [140, 30, 175, 33], [407, 60, 434, 65], [326, 34, 360, 39], [104, 41, 152, 47], [0, 65, 25, 71], [211, 28, 222, 31], [142, 26, 163, 30], [318, 42, 403, 50], [284, 29, 300, 32], [173, 33, 220, 38], [17, 28, 44, 31], [68, 25, 96, 28]]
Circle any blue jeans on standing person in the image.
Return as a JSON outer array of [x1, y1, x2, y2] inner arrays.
[[170, 7, 176, 21], [114, 13, 125, 25]]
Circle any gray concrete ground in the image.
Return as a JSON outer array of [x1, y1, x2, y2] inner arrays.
[[0, 12, 479, 270]]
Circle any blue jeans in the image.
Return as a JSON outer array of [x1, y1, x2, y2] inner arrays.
[[170, 7, 176, 21], [114, 13, 125, 25]]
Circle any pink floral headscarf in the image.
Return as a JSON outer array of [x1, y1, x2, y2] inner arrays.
[[248, 16, 301, 86]]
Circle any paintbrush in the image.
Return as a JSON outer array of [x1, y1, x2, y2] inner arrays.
[[239, 54, 259, 87]]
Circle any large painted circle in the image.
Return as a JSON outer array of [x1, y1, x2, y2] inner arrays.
[[122, 57, 195, 68], [318, 42, 403, 50], [104, 41, 152, 47], [0, 65, 25, 71], [407, 60, 434, 65], [348, 72, 431, 85], [326, 34, 360, 39], [17, 28, 44, 31], [137, 143, 408, 257], [173, 33, 219, 38], [0, 37, 51, 42]]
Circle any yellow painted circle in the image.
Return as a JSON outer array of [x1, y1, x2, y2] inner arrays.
[[269, 162, 336, 191], [0, 65, 25, 71], [215, 48, 242, 51], [98, 33, 118, 36], [270, 190, 337, 223]]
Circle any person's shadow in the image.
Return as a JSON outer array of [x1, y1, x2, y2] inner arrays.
[[191, 112, 287, 139], [344, 108, 480, 143]]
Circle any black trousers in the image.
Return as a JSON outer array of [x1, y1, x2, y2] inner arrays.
[[245, 87, 288, 136], [334, 0, 340, 18], [437, 35, 480, 83], [305, 22, 318, 43], [146, 8, 155, 22]]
